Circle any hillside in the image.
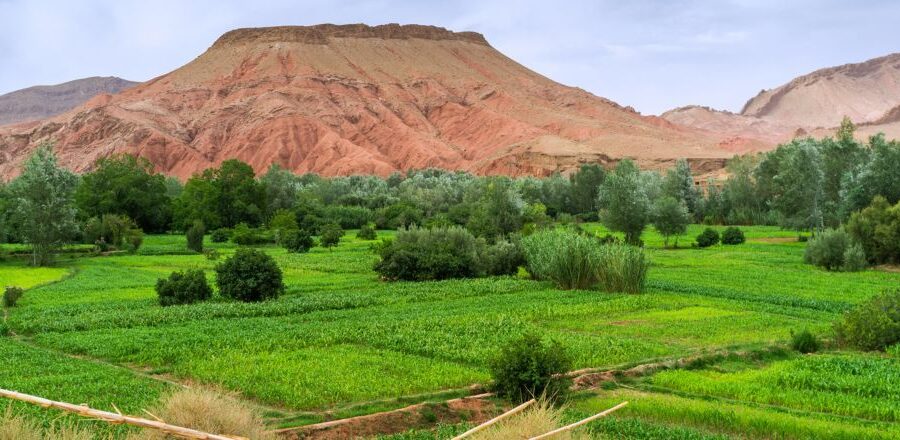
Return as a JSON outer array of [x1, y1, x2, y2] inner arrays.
[[0, 24, 732, 179], [0, 77, 137, 126]]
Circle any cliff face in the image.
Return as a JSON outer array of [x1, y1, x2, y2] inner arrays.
[[0, 24, 728, 179], [0, 77, 137, 126]]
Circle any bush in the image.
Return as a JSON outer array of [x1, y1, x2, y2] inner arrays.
[[357, 224, 377, 240], [479, 239, 525, 276], [846, 196, 900, 264], [3, 286, 24, 308], [490, 333, 572, 404], [521, 229, 648, 292], [790, 329, 820, 354], [186, 220, 205, 253], [156, 270, 212, 306], [323, 205, 373, 229], [282, 229, 315, 253], [230, 223, 273, 246], [834, 289, 900, 351], [215, 248, 284, 302], [134, 388, 274, 440], [82, 214, 144, 252], [374, 226, 480, 281], [319, 223, 344, 249], [210, 228, 231, 243], [696, 228, 720, 248], [804, 229, 866, 272], [721, 227, 746, 245], [204, 248, 220, 261]]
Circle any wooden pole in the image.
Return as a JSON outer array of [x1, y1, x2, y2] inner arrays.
[[0, 388, 245, 440], [528, 401, 628, 440], [451, 398, 535, 440]]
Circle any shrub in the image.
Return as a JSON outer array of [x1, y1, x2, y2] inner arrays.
[[479, 239, 525, 276], [230, 223, 272, 246], [323, 205, 373, 229], [521, 229, 648, 292], [357, 223, 377, 240], [696, 228, 720, 248], [790, 329, 820, 354], [215, 248, 284, 302], [156, 270, 212, 306], [834, 289, 900, 351], [269, 209, 299, 244], [721, 227, 746, 245], [3, 286, 24, 308], [82, 214, 144, 252], [210, 228, 231, 243], [186, 220, 205, 253], [204, 248, 220, 261], [283, 229, 314, 253], [490, 333, 572, 404], [804, 229, 866, 271], [133, 388, 274, 440], [374, 226, 480, 281], [846, 196, 900, 264], [319, 223, 344, 249]]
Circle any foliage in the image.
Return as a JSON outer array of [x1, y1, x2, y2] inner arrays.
[[82, 214, 144, 252], [282, 229, 315, 253], [804, 228, 866, 272], [173, 160, 266, 230], [569, 163, 605, 215], [268, 209, 299, 243], [598, 160, 650, 245], [846, 196, 900, 264], [156, 269, 212, 306], [652, 196, 689, 247], [790, 329, 820, 354], [8, 145, 79, 266], [594, 243, 650, 294], [374, 226, 481, 281], [839, 134, 900, 217], [663, 159, 700, 217], [215, 248, 284, 302], [75, 154, 171, 233], [357, 223, 377, 240], [834, 289, 900, 351], [695, 228, 719, 248], [465, 177, 524, 239], [319, 222, 344, 249], [3, 286, 25, 308], [323, 205, 373, 229], [490, 333, 572, 404], [720, 226, 746, 245], [479, 239, 525, 277], [185, 220, 205, 253], [210, 228, 232, 243]]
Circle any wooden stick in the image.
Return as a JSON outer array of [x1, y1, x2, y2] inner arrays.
[[0, 388, 244, 440], [528, 401, 628, 440], [451, 398, 535, 440]]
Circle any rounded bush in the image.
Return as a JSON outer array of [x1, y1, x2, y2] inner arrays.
[[803, 229, 867, 272], [319, 223, 344, 249], [790, 329, 820, 354], [215, 248, 284, 302], [3, 286, 25, 308], [283, 229, 314, 253], [186, 220, 205, 253], [721, 227, 746, 245], [374, 226, 480, 281], [210, 228, 231, 243], [156, 270, 212, 306], [357, 224, 377, 240], [834, 289, 900, 351], [490, 333, 572, 404], [696, 228, 720, 248], [231, 223, 272, 246], [479, 239, 525, 277]]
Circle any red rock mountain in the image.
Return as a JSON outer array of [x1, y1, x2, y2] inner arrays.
[[663, 53, 900, 146], [0, 24, 736, 180], [0, 77, 137, 126]]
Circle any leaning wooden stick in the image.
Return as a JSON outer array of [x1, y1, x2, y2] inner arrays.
[[451, 398, 536, 440], [528, 401, 628, 440], [0, 388, 244, 440]]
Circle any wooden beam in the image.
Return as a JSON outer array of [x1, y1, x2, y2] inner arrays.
[[528, 401, 628, 440]]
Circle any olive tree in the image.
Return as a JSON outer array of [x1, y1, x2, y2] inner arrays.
[[598, 160, 651, 245]]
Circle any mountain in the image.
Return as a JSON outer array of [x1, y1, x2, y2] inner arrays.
[[0, 77, 137, 126], [662, 53, 900, 145], [0, 24, 735, 180]]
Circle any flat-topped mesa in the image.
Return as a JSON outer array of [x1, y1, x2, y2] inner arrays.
[[210, 23, 490, 49]]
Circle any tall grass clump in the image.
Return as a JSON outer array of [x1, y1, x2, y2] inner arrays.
[[0, 409, 92, 440], [471, 399, 588, 440], [522, 228, 648, 292]]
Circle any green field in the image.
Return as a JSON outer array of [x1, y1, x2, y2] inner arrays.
[[2, 225, 899, 438]]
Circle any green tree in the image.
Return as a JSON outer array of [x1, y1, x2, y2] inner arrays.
[[319, 223, 344, 249], [75, 154, 171, 232], [173, 160, 266, 230], [652, 196, 690, 247], [663, 159, 700, 217], [840, 134, 900, 217], [260, 164, 299, 219], [9, 145, 79, 266], [772, 139, 825, 232], [569, 163, 605, 215], [598, 160, 650, 245], [466, 177, 524, 239]]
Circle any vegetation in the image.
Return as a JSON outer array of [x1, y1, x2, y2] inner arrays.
[[155, 269, 212, 306], [185, 220, 205, 253], [790, 329, 820, 353], [846, 196, 900, 264], [82, 214, 144, 253], [282, 229, 314, 253], [490, 334, 571, 404], [803, 228, 867, 271], [652, 196, 689, 247], [598, 160, 650, 245], [318, 222, 344, 249], [215, 248, 284, 302], [695, 228, 720, 248], [835, 289, 900, 351], [374, 226, 480, 281], [3, 286, 25, 308], [357, 223, 377, 240], [134, 388, 273, 440], [721, 226, 746, 245]]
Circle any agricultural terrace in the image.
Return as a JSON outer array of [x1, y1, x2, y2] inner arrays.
[[2, 224, 898, 439]]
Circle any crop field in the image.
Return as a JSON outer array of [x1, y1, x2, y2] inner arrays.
[[2, 225, 899, 438]]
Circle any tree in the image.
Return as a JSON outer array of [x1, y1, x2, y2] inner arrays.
[[9, 145, 79, 266], [466, 177, 524, 240], [598, 160, 651, 245], [723, 155, 762, 225], [839, 134, 900, 217], [75, 154, 171, 233], [260, 164, 299, 219], [772, 139, 825, 233], [173, 160, 267, 230], [319, 223, 344, 249], [663, 159, 700, 217], [652, 196, 689, 247], [569, 163, 605, 215]]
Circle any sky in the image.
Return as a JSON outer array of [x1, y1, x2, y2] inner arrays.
[[1, 0, 899, 115]]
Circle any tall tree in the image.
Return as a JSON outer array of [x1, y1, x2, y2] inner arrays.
[[173, 160, 266, 230], [261, 164, 300, 219], [652, 196, 690, 248], [663, 159, 700, 217], [773, 139, 825, 232], [9, 145, 79, 266], [75, 154, 172, 232], [569, 163, 605, 215], [839, 134, 900, 217], [598, 160, 651, 245]]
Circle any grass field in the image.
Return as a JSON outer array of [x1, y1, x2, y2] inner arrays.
[[1, 225, 898, 438]]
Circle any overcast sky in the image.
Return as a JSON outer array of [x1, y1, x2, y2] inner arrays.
[[1, 0, 898, 115]]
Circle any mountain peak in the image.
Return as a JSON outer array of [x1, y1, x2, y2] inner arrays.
[[210, 24, 489, 49]]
